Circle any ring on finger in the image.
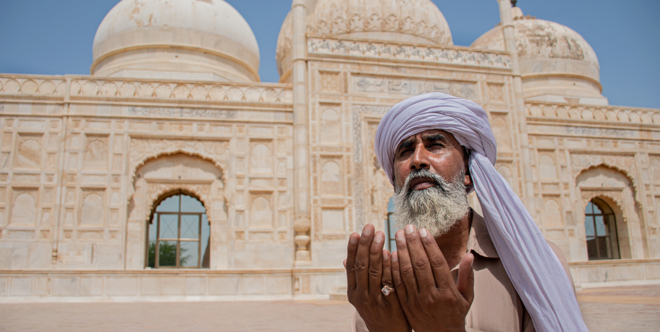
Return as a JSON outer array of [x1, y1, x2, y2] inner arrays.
[[381, 284, 395, 296]]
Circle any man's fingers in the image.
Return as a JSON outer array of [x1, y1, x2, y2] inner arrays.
[[403, 225, 437, 292], [456, 252, 475, 305], [394, 229, 419, 296], [419, 227, 453, 289], [355, 224, 375, 291], [345, 233, 360, 290], [391, 251, 408, 303], [368, 231, 385, 297], [382, 249, 393, 288]]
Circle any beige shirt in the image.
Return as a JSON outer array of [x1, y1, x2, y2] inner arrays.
[[352, 211, 574, 332]]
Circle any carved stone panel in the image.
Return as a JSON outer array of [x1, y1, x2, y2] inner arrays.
[[250, 141, 273, 174], [250, 194, 273, 229], [538, 152, 558, 180], [320, 108, 341, 145], [319, 72, 340, 93], [80, 189, 105, 226], [10, 189, 38, 226], [490, 113, 512, 152], [487, 83, 505, 103], [15, 134, 42, 169], [321, 158, 343, 196], [353, 76, 477, 100], [542, 196, 563, 227], [321, 208, 345, 233], [83, 135, 108, 170], [651, 155, 660, 184]]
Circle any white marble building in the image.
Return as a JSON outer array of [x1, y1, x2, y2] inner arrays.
[[0, 0, 659, 301]]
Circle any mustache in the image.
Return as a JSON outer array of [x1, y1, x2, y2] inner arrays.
[[400, 169, 449, 196]]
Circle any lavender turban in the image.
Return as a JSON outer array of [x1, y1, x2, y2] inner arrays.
[[375, 93, 587, 332]]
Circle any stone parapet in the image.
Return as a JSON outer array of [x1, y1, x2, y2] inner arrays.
[[307, 38, 512, 70], [0, 75, 293, 106], [526, 102, 660, 127]]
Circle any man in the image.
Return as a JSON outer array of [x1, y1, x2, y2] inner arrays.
[[345, 93, 587, 331]]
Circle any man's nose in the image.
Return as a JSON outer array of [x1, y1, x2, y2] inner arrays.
[[410, 144, 430, 170]]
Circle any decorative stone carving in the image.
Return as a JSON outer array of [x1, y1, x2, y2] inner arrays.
[[250, 142, 273, 174], [83, 136, 108, 170], [128, 138, 229, 199], [293, 216, 311, 262], [80, 190, 105, 226], [10, 190, 37, 226], [571, 154, 640, 203], [487, 83, 505, 103], [527, 102, 660, 125], [542, 197, 562, 227], [70, 78, 293, 105], [16, 136, 42, 169], [320, 108, 341, 144], [650, 155, 660, 183], [309, 38, 512, 69], [353, 76, 477, 100], [250, 195, 273, 228], [319, 72, 340, 93], [321, 160, 343, 196], [351, 105, 390, 228], [539, 153, 558, 179], [491, 114, 512, 152], [0, 76, 66, 96]]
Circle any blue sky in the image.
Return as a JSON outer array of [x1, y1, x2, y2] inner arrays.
[[1, 0, 658, 108]]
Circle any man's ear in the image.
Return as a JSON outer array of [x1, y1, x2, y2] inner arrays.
[[464, 166, 473, 191], [462, 147, 473, 191]]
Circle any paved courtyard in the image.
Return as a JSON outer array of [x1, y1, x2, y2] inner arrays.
[[1, 285, 659, 331]]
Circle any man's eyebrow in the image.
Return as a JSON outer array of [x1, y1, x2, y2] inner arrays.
[[396, 138, 415, 152], [423, 133, 446, 142]]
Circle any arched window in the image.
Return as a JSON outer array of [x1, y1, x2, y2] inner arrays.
[[147, 192, 210, 268], [585, 198, 620, 260], [385, 197, 398, 251]]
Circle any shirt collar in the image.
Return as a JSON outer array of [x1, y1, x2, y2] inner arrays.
[[467, 209, 499, 259]]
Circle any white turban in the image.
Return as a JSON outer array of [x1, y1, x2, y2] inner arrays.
[[375, 93, 587, 332]]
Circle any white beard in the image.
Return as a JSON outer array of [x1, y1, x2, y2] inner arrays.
[[393, 169, 470, 238]]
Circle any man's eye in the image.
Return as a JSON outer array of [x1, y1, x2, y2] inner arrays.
[[398, 148, 413, 157]]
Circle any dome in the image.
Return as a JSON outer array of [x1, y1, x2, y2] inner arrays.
[[276, 0, 452, 82], [92, 0, 260, 82], [472, 7, 606, 105]]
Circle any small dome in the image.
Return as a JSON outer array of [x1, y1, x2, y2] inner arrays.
[[276, 0, 452, 82], [92, 0, 260, 82], [472, 7, 606, 104]]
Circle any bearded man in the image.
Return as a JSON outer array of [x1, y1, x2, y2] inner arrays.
[[345, 93, 587, 332]]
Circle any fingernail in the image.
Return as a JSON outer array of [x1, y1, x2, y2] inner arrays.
[[391, 252, 398, 262], [374, 232, 384, 242], [349, 234, 358, 244], [363, 225, 374, 236], [383, 250, 390, 260], [405, 224, 414, 234], [419, 228, 428, 238], [396, 230, 405, 241]]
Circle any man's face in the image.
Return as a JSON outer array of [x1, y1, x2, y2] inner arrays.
[[393, 129, 471, 191], [392, 129, 472, 237]]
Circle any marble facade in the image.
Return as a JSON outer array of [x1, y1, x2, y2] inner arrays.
[[0, 0, 659, 301]]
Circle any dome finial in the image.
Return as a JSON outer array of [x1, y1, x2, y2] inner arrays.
[[511, 0, 517, 7]]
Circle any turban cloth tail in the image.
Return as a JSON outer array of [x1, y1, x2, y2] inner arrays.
[[375, 93, 587, 332]]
